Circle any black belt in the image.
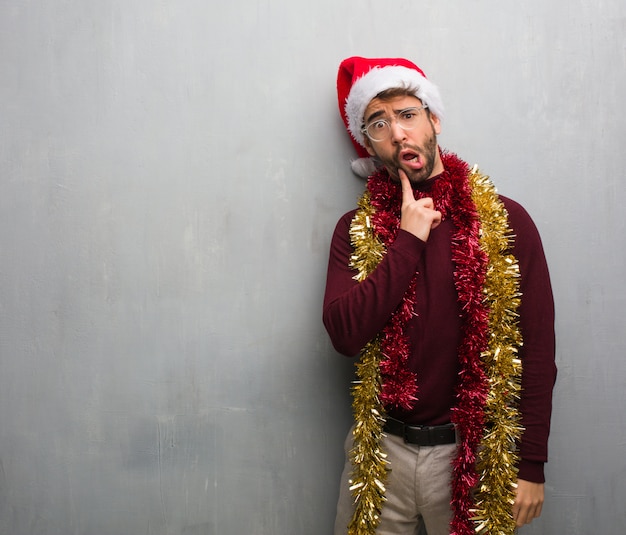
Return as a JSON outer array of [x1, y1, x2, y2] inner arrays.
[[384, 417, 457, 446]]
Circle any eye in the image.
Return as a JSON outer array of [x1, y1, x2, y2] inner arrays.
[[370, 120, 388, 131], [400, 110, 416, 120]]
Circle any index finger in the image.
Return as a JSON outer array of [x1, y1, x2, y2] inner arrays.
[[398, 169, 415, 204]]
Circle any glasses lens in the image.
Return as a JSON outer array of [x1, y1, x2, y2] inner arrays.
[[366, 120, 390, 142], [398, 108, 421, 130]]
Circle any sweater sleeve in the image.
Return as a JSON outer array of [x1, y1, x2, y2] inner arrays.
[[502, 197, 557, 483], [322, 210, 426, 357]]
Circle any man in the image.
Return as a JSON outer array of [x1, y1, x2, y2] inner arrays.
[[323, 56, 557, 535]]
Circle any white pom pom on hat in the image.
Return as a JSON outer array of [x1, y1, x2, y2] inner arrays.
[[350, 156, 381, 178], [337, 56, 444, 177]]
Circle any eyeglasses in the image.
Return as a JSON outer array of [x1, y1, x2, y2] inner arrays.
[[361, 105, 429, 142]]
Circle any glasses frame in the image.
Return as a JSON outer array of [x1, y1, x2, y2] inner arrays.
[[361, 105, 429, 142]]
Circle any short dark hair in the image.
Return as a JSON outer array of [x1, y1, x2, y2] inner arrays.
[[374, 84, 421, 101]]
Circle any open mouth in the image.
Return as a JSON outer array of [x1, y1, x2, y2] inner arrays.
[[400, 149, 423, 169]]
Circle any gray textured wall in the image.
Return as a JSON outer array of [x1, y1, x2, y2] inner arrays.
[[1, 1, 625, 534]]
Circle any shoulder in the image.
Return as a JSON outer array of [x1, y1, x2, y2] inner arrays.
[[333, 208, 358, 232], [329, 209, 358, 247], [498, 195, 540, 235], [499, 195, 530, 218], [497, 195, 548, 261]]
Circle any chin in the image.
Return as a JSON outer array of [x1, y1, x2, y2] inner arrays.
[[408, 169, 432, 184]]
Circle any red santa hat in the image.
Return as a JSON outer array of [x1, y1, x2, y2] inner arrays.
[[337, 56, 444, 177]]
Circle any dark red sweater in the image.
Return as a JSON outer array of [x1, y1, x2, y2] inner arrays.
[[323, 174, 556, 483]]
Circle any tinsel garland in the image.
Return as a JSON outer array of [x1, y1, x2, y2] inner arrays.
[[346, 152, 523, 535], [468, 167, 523, 535]]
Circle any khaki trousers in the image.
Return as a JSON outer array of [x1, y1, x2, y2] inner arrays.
[[334, 428, 457, 535]]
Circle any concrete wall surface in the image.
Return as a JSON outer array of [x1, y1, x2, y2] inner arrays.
[[1, 1, 625, 534]]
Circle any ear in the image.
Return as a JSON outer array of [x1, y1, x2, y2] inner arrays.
[[429, 112, 442, 135]]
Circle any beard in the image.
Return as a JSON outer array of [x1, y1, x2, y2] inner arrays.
[[376, 122, 439, 186]]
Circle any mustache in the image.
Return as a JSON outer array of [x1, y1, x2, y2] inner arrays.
[[394, 143, 423, 159]]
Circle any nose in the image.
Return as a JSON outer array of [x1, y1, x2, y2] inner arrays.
[[389, 119, 407, 143]]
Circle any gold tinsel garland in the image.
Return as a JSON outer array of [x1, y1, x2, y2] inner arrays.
[[469, 167, 523, 535], [346, 191, 389, 535], [346, 166, 523, 535]]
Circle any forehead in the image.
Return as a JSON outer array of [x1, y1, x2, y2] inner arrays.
[[363, 94, 423, 122]]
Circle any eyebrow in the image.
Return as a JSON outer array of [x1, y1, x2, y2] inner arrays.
[[364, 109, 386, 125], [364, 106, 419, 125]]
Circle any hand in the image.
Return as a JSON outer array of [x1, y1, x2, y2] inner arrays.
[[398, 169, 442, 242], [512, 479, 544, 527]]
